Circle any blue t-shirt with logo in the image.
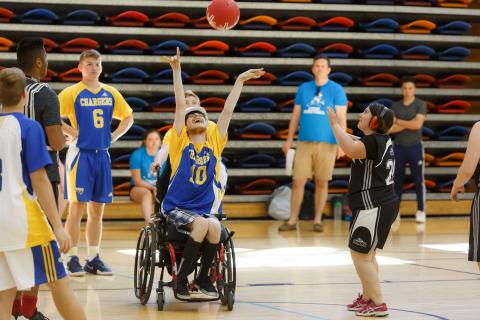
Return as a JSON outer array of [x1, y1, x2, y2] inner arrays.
[[129, 147, 159, 187], [294, 80, 348, 143]]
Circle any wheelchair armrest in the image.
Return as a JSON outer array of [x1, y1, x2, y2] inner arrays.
[[214, 212, 227, 221]]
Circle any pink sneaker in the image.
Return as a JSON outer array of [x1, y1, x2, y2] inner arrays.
[[347, 293, 369, 311], [355, 300, 389, 317]]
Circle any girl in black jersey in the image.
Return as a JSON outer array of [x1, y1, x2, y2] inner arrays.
[[327, 103, 398, 317], [451, 121, 480, 272]]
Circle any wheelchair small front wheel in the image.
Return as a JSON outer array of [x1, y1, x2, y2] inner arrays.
[[157, 289, 165, 311], [227, 289, 234, 311]]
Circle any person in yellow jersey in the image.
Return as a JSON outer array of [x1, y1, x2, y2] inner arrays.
[[161, 48, 264, 299], [0, 67, 86, 320], [60, 49, 134, 276]]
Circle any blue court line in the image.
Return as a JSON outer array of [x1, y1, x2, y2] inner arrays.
[[239, 300, 331, 320], [239, 300, 450, 320], [246, 278, 479, 287]]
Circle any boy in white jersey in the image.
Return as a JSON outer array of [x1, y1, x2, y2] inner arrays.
[[163, 48, 264, 299], [0, 67, 86, 320]]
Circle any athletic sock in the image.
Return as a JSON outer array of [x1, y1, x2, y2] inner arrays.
[[177, 237, 202, 280], [21, 294, 37, 318], [198, 241, 218, 280], [67, 246, 78, 258], [87, 246, 100, 261], [12, 296, 21, 316]]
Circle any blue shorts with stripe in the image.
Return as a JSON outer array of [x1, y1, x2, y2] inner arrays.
[[65, 146, 113, 203], [32, 240, 67, 286], [0, 240, 67, 291]]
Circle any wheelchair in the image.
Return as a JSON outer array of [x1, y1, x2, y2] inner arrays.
[[133, 159, 236, 311]]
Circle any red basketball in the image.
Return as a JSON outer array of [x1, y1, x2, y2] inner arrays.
[[206, 0, 240, 30]]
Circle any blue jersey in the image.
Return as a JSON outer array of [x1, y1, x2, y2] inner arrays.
[[162, 124, 227, 215], [59, 82, 132, 150], [129, 147, 159, 187], [295, 80, 348, 143], [0, 113, 55, 250]]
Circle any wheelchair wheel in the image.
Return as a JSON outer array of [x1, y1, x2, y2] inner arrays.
[[227, 287, 234, 311], [157, 289, 165, 311], [134, 223, 157, 305], [225, 236, 236, 292]]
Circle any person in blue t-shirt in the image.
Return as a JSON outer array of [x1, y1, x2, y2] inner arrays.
[[129, 129, 162, 223], [279, 54, 348, 233]]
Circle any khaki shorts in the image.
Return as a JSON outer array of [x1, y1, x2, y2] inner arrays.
[[293, 142, 337, 181]]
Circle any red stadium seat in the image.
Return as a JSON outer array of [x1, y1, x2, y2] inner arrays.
[[434, 100, 471, 114], [436, 74, 471, 89], [58, 67, 82, 82], [190, 40, 230, 56], [190, 70, 230, 84], [413, 74, 436, 88], [235, 179, 277, 195], [277, 16, 316, 31], [200, 97, 225, 112], [59, 38, 100, 53], [360, 73, 399, 87], [0, 8, 15, 22], [42, 38, 58, 52], [151, 12, 190, 28], [108, 10, 149, 27]]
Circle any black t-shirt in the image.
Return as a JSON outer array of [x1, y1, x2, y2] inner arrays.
[[24, 78, 62, 183], [348, 133, 398, 210]]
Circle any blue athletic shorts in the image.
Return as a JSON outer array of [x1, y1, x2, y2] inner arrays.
[[65, 146, 113, 203]]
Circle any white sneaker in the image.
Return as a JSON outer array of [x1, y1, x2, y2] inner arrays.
[[415, 210, 426, 223]]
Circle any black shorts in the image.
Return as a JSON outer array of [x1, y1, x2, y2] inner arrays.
[[349, 201, 399, 254], [468, 191, 480, 262]]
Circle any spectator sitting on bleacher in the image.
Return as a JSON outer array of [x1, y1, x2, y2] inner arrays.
[[129, 129, 162, 223]]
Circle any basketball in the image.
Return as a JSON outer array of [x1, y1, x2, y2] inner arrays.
[[206, 0, 240, 30]]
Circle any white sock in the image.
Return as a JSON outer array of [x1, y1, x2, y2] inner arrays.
[[87, 246, 99, 261], [67, 246, 78, 259]]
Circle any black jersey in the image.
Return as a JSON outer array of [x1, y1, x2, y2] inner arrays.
[[348, 133, 398, 210]]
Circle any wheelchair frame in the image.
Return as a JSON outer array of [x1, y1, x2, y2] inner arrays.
[[133, 214, 236, 311]]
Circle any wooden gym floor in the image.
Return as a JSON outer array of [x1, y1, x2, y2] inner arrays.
[[36, 218, 479, 320]]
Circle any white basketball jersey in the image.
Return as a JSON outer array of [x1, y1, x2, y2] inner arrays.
[[0, 113, 54, 251]]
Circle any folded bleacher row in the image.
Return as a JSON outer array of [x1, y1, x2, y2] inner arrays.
[[0, 8, 474, 34], [0, 37, 472, 61]]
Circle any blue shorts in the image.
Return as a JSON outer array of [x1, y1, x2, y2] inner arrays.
[[0, 240, 67, 291], [65, 146, 113, 203]]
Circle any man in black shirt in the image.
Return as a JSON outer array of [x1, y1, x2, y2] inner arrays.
[[15, 37, 66, 320], [327, 103, 398, 317]]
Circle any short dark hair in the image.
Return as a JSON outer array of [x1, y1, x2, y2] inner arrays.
[[400, 76, 416, 87], [313, 54, 331, 68], [0, 67, 26, 107], [141, 129, 161, 147], [368, 103, 394, 134], [16, 37, 45, 71]]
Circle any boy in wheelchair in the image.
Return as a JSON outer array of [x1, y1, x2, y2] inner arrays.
[[155, 48, 264, 299]]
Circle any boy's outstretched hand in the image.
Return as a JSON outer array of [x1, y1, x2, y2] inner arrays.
[[237, 68, 265, 83], [160, 47, 181, 71]]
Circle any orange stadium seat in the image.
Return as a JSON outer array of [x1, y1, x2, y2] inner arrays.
[[399, 20, 436, 34], [238, 15, 277, 30]]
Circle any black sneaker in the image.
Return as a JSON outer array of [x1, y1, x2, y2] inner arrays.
[[195, 276, 218, 298], [28, 309, 50, 320], [176, 277, 190, 299], [84, 255, 113, 275]]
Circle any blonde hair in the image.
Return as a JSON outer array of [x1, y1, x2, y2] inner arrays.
[[184, 90, 200, 104], [79, 49, 101, 62], [0, 67, 26, 107]]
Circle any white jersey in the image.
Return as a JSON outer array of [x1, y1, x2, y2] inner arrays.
[[0, 113, 54, 251]]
